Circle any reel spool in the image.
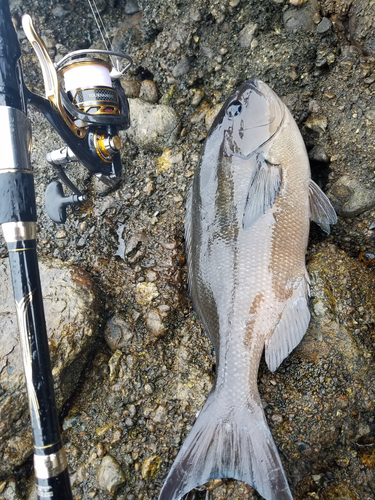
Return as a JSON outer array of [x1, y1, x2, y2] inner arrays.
[[60, 57, 120, 120]]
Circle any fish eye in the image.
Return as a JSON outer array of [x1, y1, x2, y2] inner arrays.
[[226, 100, 242, 119]]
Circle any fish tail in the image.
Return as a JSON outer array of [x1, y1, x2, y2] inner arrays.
[[158, 391, 293, 500]]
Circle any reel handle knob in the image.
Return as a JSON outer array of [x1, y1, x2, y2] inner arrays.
[[45, 181, 85, 224]]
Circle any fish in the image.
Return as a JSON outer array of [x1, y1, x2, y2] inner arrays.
[[158, 79, 337, 500]]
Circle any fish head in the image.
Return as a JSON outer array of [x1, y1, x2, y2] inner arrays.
[[211, 79, 285, 158]]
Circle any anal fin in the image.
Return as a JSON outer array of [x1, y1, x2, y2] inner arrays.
[[266, 274, 310, 372]]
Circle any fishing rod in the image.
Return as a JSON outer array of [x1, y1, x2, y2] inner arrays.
[[0, 0, 132, 497]]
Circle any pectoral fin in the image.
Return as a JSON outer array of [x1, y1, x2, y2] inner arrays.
[[242, 155, 282, 230], [309, 179, 337, 233]]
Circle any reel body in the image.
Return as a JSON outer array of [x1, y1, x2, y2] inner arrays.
[[22, 16, 133, 223]]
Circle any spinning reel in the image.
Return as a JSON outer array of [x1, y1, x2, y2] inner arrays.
[[22, 15, 132, 223]]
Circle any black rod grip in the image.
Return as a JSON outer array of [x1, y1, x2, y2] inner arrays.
[[0, 105, 36, 225], [7, 241, 73, 500], [0, 0, 22, 109], [0, 171, 37, 223], [7, 241, 61, 449]]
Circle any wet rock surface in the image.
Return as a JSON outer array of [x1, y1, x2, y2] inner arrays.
[[1, 0, 375, 498]]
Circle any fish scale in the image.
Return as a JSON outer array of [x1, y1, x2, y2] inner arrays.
[[159, 79, 337, 500]]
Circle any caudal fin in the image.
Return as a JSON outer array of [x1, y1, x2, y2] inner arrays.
[[158, 391, 293, 500]]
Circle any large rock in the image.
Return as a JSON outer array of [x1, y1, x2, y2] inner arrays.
[[0, 258, 99, 473], [123, 99, 181, 152]]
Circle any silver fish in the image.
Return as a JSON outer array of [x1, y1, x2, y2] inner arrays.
[[159, 79, 337, 500]]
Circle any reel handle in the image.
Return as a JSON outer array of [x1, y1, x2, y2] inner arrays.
[[45, 181, 85, 224]]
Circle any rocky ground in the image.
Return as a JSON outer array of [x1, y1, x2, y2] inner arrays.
[[1, 0, 375, 498]]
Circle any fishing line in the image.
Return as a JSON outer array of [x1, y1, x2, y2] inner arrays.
[[87, 0, 120, 72]]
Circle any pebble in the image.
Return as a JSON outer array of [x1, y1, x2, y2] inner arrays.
[[297, 442, 311, 454], [190, 103, 211, 124], [305, 115, 328, 133], [56, 229, 67, 239], [104, 315, 135, 352], [144, 309, 165, 336], [239, 23, 258, 49], [128, 404, 136, 417], [158, 305, 170, 318], [143, 180, 155, 195], [111, 428, 123, 444], [283, 4, 316, 31], [108, 350, 123, 381], [308, 145, 329, 163], [123, 99, 181, 152], [215, 13, 225, 25], [41, 35, 56, 49], [171, 151, 183, 164], [201, 45, 214, 59], [144, 383, 154, 394], [124, 0, 139, 15], [52, 5, 68, 17], [152, 405, 167, 423], [190, 9, 202, 22], [191, 89, 205, 107], [308, 100, 320, 113], [135, 282, 159, 305], [365, 109, 375, 121], [97, 443, 105, 458], [146, 270, 157, 281], [125, 233, 145, 256], [328, 175, 375, 217], [156, 149, 172, 173], [139, 80, 158, 104], [141, 455, 162, 480], [172, 56, 190, 78], [96, 424, 110, 437], [76, 237, 86, 248], [97, 455, 126, 494], [315, 53, 327, 68], [317, 17, 332, 33], [120, 79, 141, 98]]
